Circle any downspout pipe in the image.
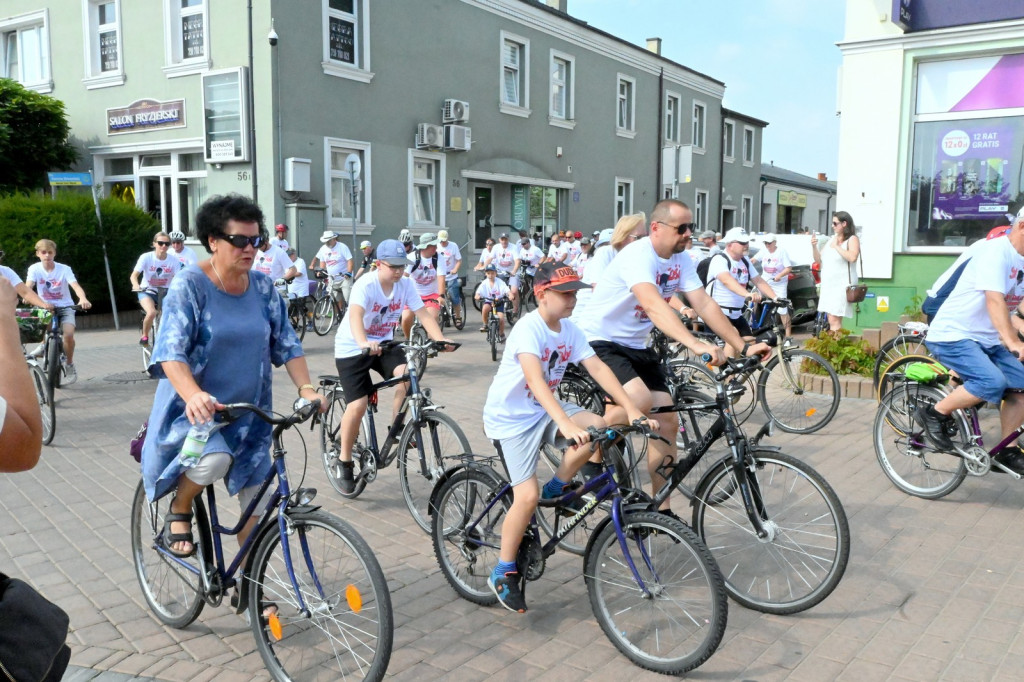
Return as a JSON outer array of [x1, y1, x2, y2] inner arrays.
[[247, 0, 258, 201], [759, 178, 767, 231], [656, 68, 664, 195]]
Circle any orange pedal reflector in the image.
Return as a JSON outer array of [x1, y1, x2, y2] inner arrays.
[[346, 583, 363, 612], [268, 612, 283, 640]]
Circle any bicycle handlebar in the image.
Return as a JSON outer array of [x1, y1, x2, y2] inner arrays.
[[359, 339, 461, 356], [218, 399, 321, 427], [585, 418, 670, 445]]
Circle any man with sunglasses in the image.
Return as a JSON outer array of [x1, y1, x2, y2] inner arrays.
[[706, 227, 780, 352], [310, 231, 354, 309], [251, 233, 298, 283], [574, 199, 771, 519], [474, 238, 496, 271], [131, 232, 183, 346]]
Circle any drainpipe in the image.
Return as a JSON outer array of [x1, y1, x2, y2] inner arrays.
[[656, 68, 664, 195], [717, 114, 725, 229], [247, 0, 258, 201], [759, 178, 767, 231], [825, 191, 833, 234]]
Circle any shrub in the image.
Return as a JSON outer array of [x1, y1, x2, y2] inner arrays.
[[803, 329, 874, 377]]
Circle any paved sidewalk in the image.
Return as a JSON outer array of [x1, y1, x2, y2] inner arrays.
[[2, 326, 1023, 681]]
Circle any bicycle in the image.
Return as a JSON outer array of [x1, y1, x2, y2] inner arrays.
[[311, 268, 347, 336], [17, 310, 56, 445], [515, 261, 536, 313], [430, 422, 728, 674], [130, 399, 393, 681], [495, 271, 519, 324], [274, 279, 308, 342], [871, 321, 929, 388], [480, 295, 511, 362], [37, 304, 84, 392], [138, 287, 167, 371], [439, 277, 467, 331], [316, 339, 480, 532]]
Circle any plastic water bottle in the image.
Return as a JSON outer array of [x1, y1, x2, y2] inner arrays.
[[179, 410, 220, 469]]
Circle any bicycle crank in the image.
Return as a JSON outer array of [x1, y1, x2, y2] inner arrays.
[[958, 445, 990, 476]]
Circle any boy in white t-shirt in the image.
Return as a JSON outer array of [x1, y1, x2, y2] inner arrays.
[[482, 262, 650, 613], [474, 264, 512, 340], [26, 239, 92, 384]]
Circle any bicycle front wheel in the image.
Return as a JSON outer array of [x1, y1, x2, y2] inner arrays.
[[312, 296, 336, 336], [874, 382, 967, 499], [757, 349, 839, 433], [692, 451, 850, 614], [320, 390, 369, 499], [249, 510, 393, 682], [585, 511, 727, 675], [488, 322, 498, 361], [29, 362, 55, 445], [398, 410, 474, 533], [130, 480, 206, 628]]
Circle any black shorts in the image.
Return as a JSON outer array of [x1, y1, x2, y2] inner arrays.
[[335, 346, 406, 402], [589, 341, 670, 395], [726, 315, 752, 337]]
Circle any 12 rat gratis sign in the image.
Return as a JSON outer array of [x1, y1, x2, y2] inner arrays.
[[107, 99, 186, 136]]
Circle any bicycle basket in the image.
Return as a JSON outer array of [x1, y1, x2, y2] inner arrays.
[[905, 362, 946, 383], [15, 309, 50, 345]]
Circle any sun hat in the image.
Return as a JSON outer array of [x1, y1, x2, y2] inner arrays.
[[763, 233, 778, 243], [319, 230, 338, 243], [437, 229, 449, 241], [533, 262, 590, 294], [721, 227, 750, 245], [376, 239, 409, 266], [596, 228, 614, 246], [360, 240, 372, 249], [418, 232, 439, 248]]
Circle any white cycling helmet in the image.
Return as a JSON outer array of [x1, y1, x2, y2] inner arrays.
[[399, 229, 413, 244], [168, 230, 186, 242]]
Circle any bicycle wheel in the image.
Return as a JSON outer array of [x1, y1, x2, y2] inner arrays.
[[312, 296, 335, 336], [288, 300, 307, 342], [29, 363, 55, 445], [876, 354, 943, 402], [874, 383, 968, 499], [410, 323, 428, 347], [872, 333, 929, 388], [45, 338, 61, 391], [692, 451, 850, 614], [520, 285, 536, 313], [757, 349, 839, 434], [320, 391, 369, 499], [555, 373, 605, 414], [398, 410, 474, 533], [585, 511, 727, 674], [488, 321, 498, 361], [130, 480, 206, 628], [432, 467, 510, 605], [249, 510, 393, 681], [669, 359, 757, 425]]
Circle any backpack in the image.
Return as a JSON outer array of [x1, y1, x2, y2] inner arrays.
[[921, 257, 971, 321], [697, 252, 752, 290], [409, 251, 438, 273]]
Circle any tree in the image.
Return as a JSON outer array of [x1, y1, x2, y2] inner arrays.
[[0, 79, 77, 194]]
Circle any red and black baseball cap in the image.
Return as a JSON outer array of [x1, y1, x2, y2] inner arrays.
[[533, 262, 590, 295]]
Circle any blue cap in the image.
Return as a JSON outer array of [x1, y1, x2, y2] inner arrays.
[[376, 239, 408, 266]]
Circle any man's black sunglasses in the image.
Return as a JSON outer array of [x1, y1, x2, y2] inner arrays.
[[655, 220, 695, 234], [217, 233, 262, 249], [155, 241, 171, 246]]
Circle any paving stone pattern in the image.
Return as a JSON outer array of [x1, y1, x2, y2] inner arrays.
[[2, 327, 1023, 681]]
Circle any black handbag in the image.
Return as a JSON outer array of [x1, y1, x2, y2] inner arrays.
[[0, 572, 71, 682], [846, 247, 867, 303]]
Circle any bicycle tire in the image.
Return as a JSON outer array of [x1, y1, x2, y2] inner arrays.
[[585, 510, 727, 674], [488, 320, 498, 361], [872, 333, 929, 388], [29, 362, 55, 445], [398, 410, 474, 533], [312, 296, 335, 336], [874, 383, 968, 499], [130, 480, 207, 628], [505, 298, 519, 325], [432, 467, 510, 605], [692, 451, 850, 614], [555, 373, 605, 414], [248, 509, 393, 681], [45, 337, 61, 391], [756, 348, 839, 434], [288, 300, 306, 342], [320, 390, 369, 499], [876, 354, 943, 403], [410, 323, 428, 348]]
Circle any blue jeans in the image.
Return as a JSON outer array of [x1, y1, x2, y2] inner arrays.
[[926, 339, 1024, 405], [446, 277, 462, 306]]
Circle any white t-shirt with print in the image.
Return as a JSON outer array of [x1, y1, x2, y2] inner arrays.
[[576, 239, 703, 349], [570, 245, 616, 325], [407, 251, 447, 298], [173, 247, 198, 269], [439, 242, 462, 281], [547, 242, 569, 263], [251, 243, 292, 280], [483, 311, 595, 439], [928, 237, 1024, 347], [518, 245, 544, 275], [270, 237, 289, 251], [758, 249, 792, 297], [26, 263, 77, 307], [287, 257, 310, 298], [134, 252, 181, 289], [565, 241, 582, 262], [334, 274, 424, 358], [477, 246, 494, 265], [0, 265, 22, 286], [707, 253, 759, 319], [474, 277, 511, 302], [490, 244, 517, 274], [314, 242, 353, 278]]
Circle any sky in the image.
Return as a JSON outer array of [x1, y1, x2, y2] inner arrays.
[[569, 0, 847, 179]]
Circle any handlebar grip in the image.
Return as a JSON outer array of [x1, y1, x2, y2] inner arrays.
[[699, 353, 713, 363]]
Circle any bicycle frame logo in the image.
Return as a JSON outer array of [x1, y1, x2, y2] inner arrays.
[[554, 494, 601, 542]]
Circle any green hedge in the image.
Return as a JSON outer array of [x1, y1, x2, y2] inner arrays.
[[0, 193, 159, 313]]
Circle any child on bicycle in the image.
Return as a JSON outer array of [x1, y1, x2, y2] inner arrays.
[[474, 264, 511, 341], [25, 239, 92, 384], [482, 262, 652, 613]]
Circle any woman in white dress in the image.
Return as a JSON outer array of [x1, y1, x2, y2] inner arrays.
[[812, 211, 861, 332]]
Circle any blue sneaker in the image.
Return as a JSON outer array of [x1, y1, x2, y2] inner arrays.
[[541, 481, 589, 514], [488, 571, 527, 613]]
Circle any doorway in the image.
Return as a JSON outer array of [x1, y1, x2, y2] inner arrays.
[[473, 186, 492, 248]]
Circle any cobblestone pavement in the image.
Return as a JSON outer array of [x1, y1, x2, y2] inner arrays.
[[3, 324, 1024, 681]]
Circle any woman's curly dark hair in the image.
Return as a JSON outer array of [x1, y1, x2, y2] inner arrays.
[[195, 194, 266, 253]]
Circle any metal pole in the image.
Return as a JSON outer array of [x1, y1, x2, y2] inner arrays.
[[89, 172, 120, 330], [350, 169, 359, 254]]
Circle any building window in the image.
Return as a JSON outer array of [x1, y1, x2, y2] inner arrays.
[[743, 126, 755, 165], [616, 74, 636, 138], [83, 1, 123, 88], [665, 92, 680, 143], [615, 178, 633, 219], [1, 10, 52, 92], [322, 0, 372, 82], [409, 151, 445, 227], [741, 196, 753, 230], [500, 32, 529, 116], [692, 101, 706, 150], [549, 50, 575, 128], [723, 120, 735, 161], [695, 190, 708, 230], [326, 138, 371, 228], [530, 186, 560, 235], [162, 0, 209, 77], [202, 68, 249, 163]]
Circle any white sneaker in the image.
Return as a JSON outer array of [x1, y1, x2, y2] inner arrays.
[[63, 363, 77, 385], [29, 343, 44, 358]]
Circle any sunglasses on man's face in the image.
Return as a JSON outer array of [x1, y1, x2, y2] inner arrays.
[[655, 220, 694, 235], [155, 241, 171, 247], [217, 233, 262, 249]]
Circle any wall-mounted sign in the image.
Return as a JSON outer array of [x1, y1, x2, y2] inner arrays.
[[510, 185, 528, 231], [891, 0, 912, 31], [210, 140, 236, 162], [778, 190, 807, 208], [107, 99, 186, 136]]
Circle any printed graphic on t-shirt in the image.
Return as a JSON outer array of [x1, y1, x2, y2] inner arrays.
[[523, 342, 574, 404]]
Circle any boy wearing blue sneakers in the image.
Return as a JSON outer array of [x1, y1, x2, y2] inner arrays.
[[482, 263, 652, 612]]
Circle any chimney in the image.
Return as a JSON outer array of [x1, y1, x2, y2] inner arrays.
[[544, 0, 568, 12], [646, 37, 662, 55], [817, 173, 828, 181]]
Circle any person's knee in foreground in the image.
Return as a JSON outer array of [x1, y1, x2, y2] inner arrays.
[[482, 263, 652, 613]]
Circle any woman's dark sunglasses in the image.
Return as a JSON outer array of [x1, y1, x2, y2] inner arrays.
[[217, 233, 262, 249], [155, 241, 171, 246]]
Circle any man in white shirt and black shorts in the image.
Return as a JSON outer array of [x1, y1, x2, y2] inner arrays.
[[706, 227, 779, 354]]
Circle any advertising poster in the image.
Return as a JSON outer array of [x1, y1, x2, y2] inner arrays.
[[932, 122, 1013, 220]]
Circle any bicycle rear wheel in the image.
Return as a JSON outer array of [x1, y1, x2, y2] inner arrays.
[[757, 349, 839, 434], [130, 480, 206, 628], [692, 451, 850, 614], [45, 337, 62, 391], [312, 296, 335, 336], [872, 333, 929, 388], [288, 299, 307, 342], [249, 510, 393, 682], [398, 410, 474, 533], [555, 373, 605, 414], [29, 362, 55, 445], [585, 511, 727, 674], [319, 390, 369, 499], [876, 354, 943, 402], [669, 359, 757, 425]]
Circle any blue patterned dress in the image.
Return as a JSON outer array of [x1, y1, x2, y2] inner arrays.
[[141, 266, 303, 501]]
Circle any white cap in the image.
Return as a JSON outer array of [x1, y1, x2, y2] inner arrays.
[[596, 228, 614, 246], [721, 227, 750, 244], [437, 229, 449, 241], [360, 240, 372, 249], [763, 233, 777, 243]]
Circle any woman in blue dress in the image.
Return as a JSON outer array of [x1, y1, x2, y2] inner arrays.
[[141, 194, 321, 557]]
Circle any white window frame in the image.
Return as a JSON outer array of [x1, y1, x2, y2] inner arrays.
[[723, 119, 735, 162], [321, 0, 373, 83], [82, 0, 123, 88], [325, 137, 373, 232], [743, 126, 755, 166], [548, 49, 575, 129], [664, 91, 680, 143], [616, 74, 636, 138], [162, 0, 210, 78], [741, 195, 753, 230], [615, 178, 633, 220], [692, 100, 706, 151], [0, 10, 52, 93], [500, 31, 530, 117], [695, 189, 709, 230], [407, 150, 446, 229]]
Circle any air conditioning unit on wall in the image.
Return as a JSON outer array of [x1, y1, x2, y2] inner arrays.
[[416, 123, 444, 150], [442, 99, 469, 123], [444, 124, 471, 151]]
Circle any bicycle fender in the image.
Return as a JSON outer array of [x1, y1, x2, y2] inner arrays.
[[426, 462, 505, 517]]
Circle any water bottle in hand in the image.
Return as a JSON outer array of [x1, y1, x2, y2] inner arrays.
[[179, 406, 221, 469]]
